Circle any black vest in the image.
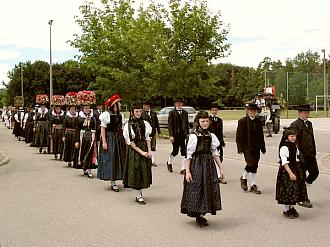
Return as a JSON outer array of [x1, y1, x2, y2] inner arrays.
[[106, 112, 123, 132], [194, 131, 212, 155]]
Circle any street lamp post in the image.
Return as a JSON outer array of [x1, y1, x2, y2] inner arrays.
[[321, 49, 326, 113], [48, 20, 53, 106], [20, 63, 24, 107]]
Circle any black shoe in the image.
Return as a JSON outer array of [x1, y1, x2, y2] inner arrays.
[[200, 217, 209, 226], [43, 151, 47, 154], [111, 185, 119, 192], [250, 184, 261, 194], [196, 217, 204, 227], [39, 148, 42, 153], [167, 162, 173, 173], [283, 210, 295, 219], [136, 197, 146, 205], [87, 173, 93, 179], [83, 171, 89, 176], [68, 162, 72, 167], [240, 176, 248, 191], [289, 207, 299, 217], [54, 155, 58, 159], [266, 135, 272, 137], [219, 178, 227, 184], [180, 169, 186, 175], [152, 162, 157, 167], [298, 201, 313, 208]]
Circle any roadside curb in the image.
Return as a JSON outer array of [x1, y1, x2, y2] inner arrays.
[[0, 150, 10, 167]]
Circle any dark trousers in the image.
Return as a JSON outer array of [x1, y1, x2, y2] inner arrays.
[[150, 135, 157, 151], [243, 150, 260, 173], [302, 156, 319, 184], [171, 134, 186, 157]]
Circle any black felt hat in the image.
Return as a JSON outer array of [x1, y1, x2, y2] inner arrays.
[[194, 110, 209, 122], [246, 103, 259, 110], [297, 104, 314, 111]]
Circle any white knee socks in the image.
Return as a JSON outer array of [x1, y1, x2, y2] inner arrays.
[[151, 151, 156, 164], [242, 170, 248, 179], [168, 154, 174, 164], [250, 173, 257, 186]]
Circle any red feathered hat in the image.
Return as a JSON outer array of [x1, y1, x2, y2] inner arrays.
[[105, 93, 122, 107]]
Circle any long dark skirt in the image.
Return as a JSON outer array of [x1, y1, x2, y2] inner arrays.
[[63, 129, 79, 166], [50, 125, 64, 155], [181, 153, 222, 217], [35, 121, 49, 149], [276, 163, 309, 205], [123, 141, 152, 190], [25, 122, 34, 143], [13, 122, 23, 138], [97, 131, 126, 181], [76, 131, 97, 170]]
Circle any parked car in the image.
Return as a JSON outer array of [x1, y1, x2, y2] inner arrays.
[[157, 106, 197, 128]]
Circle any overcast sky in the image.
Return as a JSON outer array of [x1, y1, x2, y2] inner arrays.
[[1, 0, 330, 85]]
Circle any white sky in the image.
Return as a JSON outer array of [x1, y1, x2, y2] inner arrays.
[[1, 0, 330, 85]]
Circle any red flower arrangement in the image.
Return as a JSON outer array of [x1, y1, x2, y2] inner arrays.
[[65, 92, 78, 106], [52, 95, 65, 106], [36, 94, 49, 104], [77, 90, 96, 105]]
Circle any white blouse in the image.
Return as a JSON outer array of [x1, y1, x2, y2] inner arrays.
[[186, 132, 220, 159], [123, 120, 152, 145], [23, 113, 29, 123], [99, 111, 125, 128], [279, 146, 300, 166], [14, 112, 24, 122]]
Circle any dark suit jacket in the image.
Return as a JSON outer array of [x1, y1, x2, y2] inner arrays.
[[209, 116, 225, 147], [236, 116, 266, 153], [142, 110, 161, 136], [93, 110, 102, 135], [290, 118, 316, 157], [168, 108, 189, 137]]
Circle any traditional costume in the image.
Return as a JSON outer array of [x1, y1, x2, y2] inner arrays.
[[76, 91, 97, 178], [276, 127, 308, 218], [181, 111, 222, 227], [123, 104, 152, 205], [34, 105, 50, 154], [23, 107, 35, 144], [236, 103, 266, 194], [97, 94, 126, 192]]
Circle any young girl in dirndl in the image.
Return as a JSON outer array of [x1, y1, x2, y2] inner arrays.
[[276, 127, 308, 219], [49, 105, 65, 160], [123, 104, 153, 205], [181, 111, 224, 227], [97, 94, 126, 192]]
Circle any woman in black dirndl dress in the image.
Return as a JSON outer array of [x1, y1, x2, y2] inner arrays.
[[76, 106, 97, 178], [34, 104, 50, 154], [181, 111, 224, 227], [123, 104, 153, 205], [63, 106, 80, 167], [23, 107, 35, 144], [49, 106, 65, 160], [276, 127, 308, 219], [97, 94, 126, 192]]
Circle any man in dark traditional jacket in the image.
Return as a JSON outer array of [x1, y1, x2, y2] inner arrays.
[[236, 103, 266, 194], [208, 103, 227, 184], [142, 101, 161, 167], [167, 98, 189, 174], [290, 104, 318, 208]]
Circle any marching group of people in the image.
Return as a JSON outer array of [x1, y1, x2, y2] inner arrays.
[[1, 93, 319, 226]]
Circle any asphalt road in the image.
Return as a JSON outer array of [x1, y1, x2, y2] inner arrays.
[[1, 118, 330, 247]]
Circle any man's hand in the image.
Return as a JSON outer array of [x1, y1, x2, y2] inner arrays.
[[169, 136, 174, 143]]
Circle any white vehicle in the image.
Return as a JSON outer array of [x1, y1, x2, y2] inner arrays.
[[157, 106, 197, 128]]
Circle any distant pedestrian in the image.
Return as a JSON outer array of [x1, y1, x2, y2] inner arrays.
[[167, 98, 189, 174], [290, 104, 318, 208], [208, 103, 226, 184], [276, 127, 308, 219], [236, 103, 266, 194], [181, 111, 223, 227], [142, 101, 161, 167], [264, 105, 272, 137]]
